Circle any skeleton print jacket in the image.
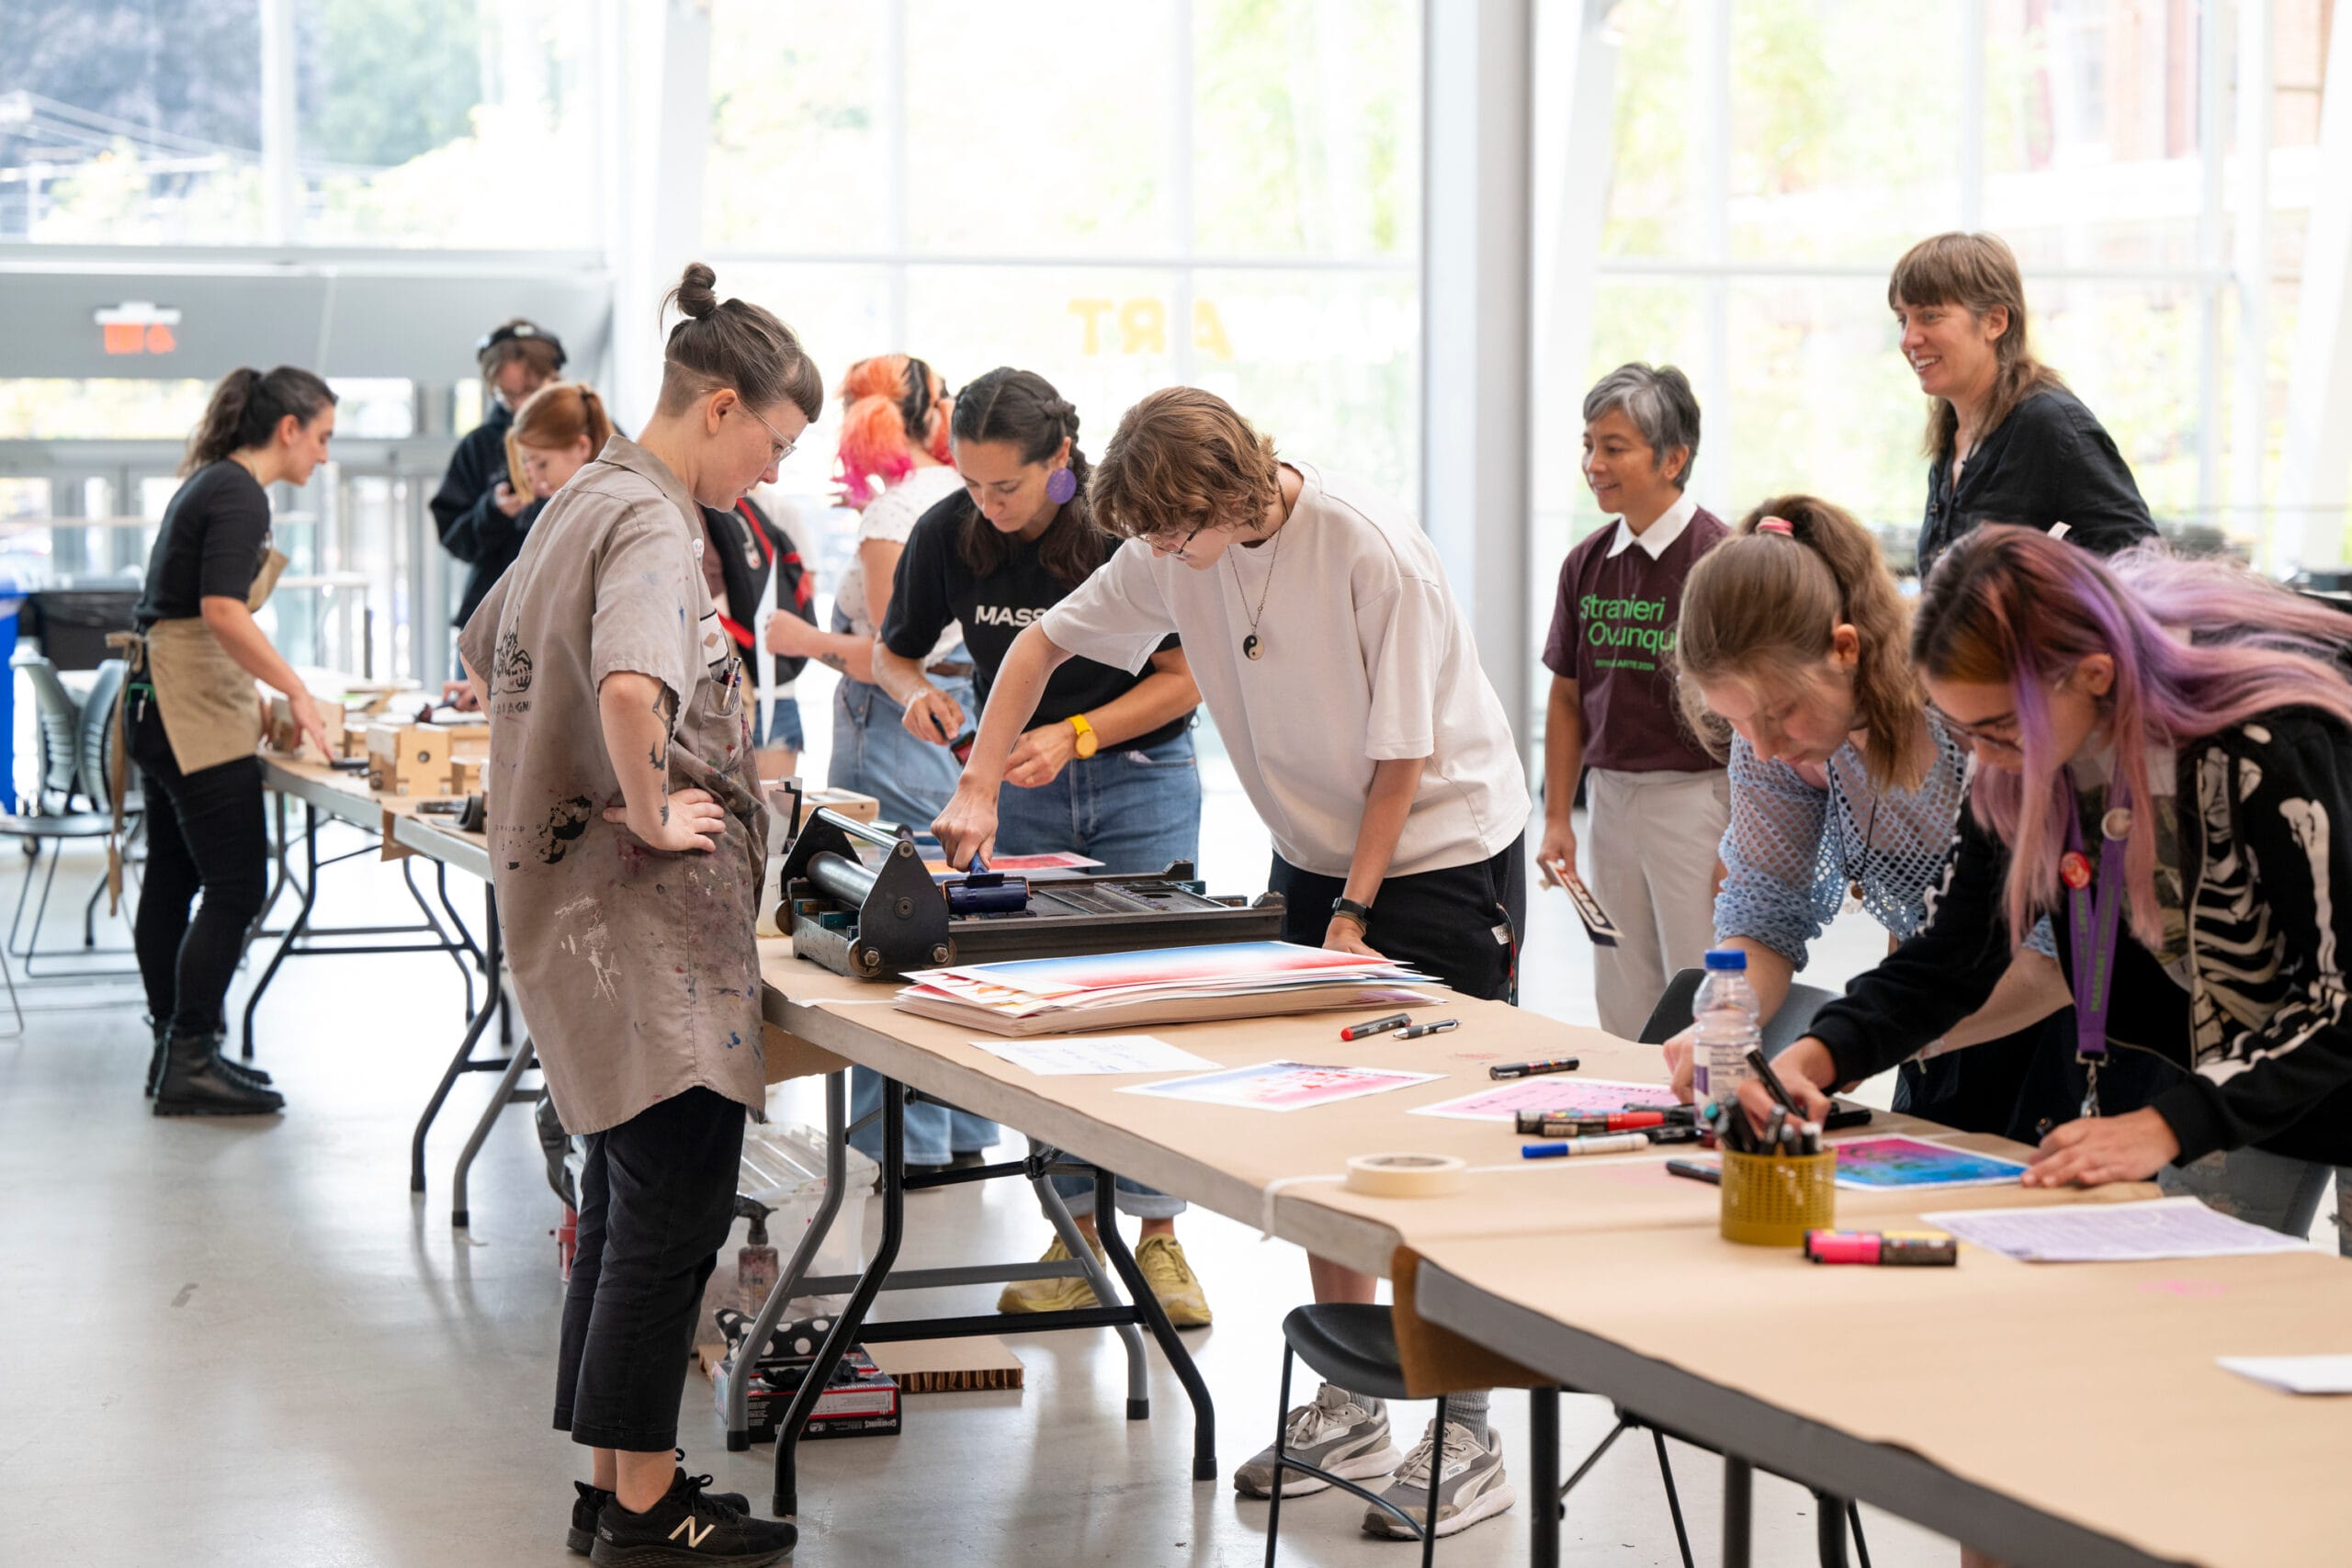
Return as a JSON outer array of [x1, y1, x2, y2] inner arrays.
[[1806, 706, 2352, 1168]]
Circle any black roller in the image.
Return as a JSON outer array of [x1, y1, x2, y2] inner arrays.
[[807, 850, 878, 908]]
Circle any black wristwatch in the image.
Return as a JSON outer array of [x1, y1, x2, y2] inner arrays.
[[1330, 897, 1374, 931]]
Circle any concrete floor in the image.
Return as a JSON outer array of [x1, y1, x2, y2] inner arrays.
[[0, 804, 1972, 1568]]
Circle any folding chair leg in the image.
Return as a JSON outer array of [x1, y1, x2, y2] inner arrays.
[[1263, 1347, 1295, 1568], [1849, 1502, 1872, 1568], [1421, 1394, 1447, 1568]]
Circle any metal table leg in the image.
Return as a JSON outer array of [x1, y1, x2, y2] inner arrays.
[[775, 1077, 906, 1518], [1529, 1385, 1559, 1568], [728, 1071, 849, 1450], [412, 886, 508, 1192], [450, 1033, 535, 1228], [1723, 1458, 1753, 1568], [241, 803, 320, 1058], [1031, 1160, 1149, 1416], [1091, 1164, 1216, 1481]]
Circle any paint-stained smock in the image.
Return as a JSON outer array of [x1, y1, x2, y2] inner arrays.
[[458, 433, 769, 1135]]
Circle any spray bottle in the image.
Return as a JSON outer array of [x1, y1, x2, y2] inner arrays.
[[733, 1196, 777, 1316]]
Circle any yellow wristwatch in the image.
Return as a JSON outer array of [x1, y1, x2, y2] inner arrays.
[[1068, 713, 1100, 760]]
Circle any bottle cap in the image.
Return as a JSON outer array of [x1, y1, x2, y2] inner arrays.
[[1702, 948, 1747, 972]]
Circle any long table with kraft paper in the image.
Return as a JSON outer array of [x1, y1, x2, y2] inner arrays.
[[1411, 1215, 2352, 1568], [755, 941, 2212, 1563], [257, 751, 534, 1221]]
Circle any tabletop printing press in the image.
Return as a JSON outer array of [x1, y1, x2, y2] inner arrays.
[[774, 800, 1284, 979]]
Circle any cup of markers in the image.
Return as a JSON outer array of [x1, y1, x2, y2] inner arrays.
[[1705, 1046, 1835, 1246]]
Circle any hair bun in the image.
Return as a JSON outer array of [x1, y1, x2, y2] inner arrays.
[[672, 262, 719, 321]]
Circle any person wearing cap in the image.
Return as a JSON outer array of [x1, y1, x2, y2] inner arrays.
[[434, 318, 568, 627]]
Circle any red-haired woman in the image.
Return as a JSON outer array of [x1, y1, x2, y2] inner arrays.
[[764, 354, 974, 829]]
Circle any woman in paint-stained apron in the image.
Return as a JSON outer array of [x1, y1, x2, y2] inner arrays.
[[457, 263, 820, 1559], [127, 367, 340, 1117]]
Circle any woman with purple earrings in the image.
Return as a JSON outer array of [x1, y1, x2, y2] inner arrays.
[[866, 365, 1214, 1329], [1740, 525, 2352, 1256]]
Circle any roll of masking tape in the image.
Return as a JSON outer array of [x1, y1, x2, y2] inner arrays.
[[1344, 1153, 1470, 1198]]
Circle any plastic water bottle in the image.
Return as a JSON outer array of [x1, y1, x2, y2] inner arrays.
[[1691, 948, 1761, 1104]]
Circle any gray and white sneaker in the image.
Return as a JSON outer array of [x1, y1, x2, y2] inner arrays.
[[1361, 1419, 1516, 1540], [1233, 1384, 1405, 1498]]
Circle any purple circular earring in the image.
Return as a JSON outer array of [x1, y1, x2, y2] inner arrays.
[[1045, 466, 1078, 505]]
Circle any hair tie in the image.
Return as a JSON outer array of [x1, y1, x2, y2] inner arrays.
[[1756, 516, 1795, 536]]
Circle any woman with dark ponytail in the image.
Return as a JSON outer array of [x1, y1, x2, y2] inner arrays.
[[129, 366, 338, 1117], [868, 367, 1212, 1325], [457, 263, 812, 1563]]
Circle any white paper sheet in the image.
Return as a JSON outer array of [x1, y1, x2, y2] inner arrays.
[[2216, 1355, 2352, 1395], [966, 1035, 1221, 1077], [1920, 1197, 2314, 1262], [1408, 1077, 1664, 1121]]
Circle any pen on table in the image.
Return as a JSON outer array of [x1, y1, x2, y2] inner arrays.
[[1396, 1020, 1458, 1040], [1521, 1133, 1650, 1159], [1487, 1055, 1581, 1080], [1339, 1012, 1412, 1043], [1666, 1158, 1722, 1186], [1517, 1111, 1666, 1137]]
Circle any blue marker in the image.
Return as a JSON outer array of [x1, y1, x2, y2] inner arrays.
[[1521, 1133, 1651, 1160]]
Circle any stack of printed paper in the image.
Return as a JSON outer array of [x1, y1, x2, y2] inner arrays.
[[895, 942, 1436, 1037]]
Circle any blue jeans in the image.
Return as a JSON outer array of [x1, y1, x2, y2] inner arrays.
[[829, 673, 972, 833], [832, 671, 998, 1166], [757, 694, 804, 752], [1003, 728, 1203, 1221]]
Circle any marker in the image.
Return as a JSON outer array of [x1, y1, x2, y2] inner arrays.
[[1396, 1020, 1458, 1040], [1521, 1133, 1650, 1159], [1665, 1159, 1722, 1186], [1488, 1055, 1582, 1080], [1747, 1047, 1804, 1117], [1644, 1124, 1702, 1145], [1516, 1111, 1666, 1137], [1339, 1012, 1412, 1043], [1804, 1230, 1958, 1267]]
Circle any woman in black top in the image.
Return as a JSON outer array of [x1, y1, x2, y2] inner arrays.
[[1890, 231, 2157, 581], [130, 367, 340, 1116], [871, 367, 1214, 1326]]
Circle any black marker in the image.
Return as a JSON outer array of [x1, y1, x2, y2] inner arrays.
[[1488, 1055, 1580, 1080], [1339, 1012, 1412, 1043], [1666, 1159, 1722, 1186], [1396, 1020, 1458, 1041]]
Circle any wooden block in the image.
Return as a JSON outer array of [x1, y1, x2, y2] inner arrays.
[[802, 786, 881, 825], [366, 723, 450, 796], [265, 695, 343, 754]]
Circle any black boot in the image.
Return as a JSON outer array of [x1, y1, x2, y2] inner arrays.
[[153, 1032, 286, 1117], [147, 1026, 271, 1095], [146, 1028, 169, 1098]]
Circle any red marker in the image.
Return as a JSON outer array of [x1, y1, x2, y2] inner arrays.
[[1340, 1012, 1412, 1042], [1804, 1230, 1958, 1267], [1516, 1111, 1667, 1137]]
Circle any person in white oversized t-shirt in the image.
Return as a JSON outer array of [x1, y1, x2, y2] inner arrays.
[[931, 388, 1531, 1544]]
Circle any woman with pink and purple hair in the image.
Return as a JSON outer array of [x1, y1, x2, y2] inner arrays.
[[1748, 526, 2352, 1247]]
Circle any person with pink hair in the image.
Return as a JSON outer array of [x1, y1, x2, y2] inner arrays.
[[1747, 526, 2352, 1250]]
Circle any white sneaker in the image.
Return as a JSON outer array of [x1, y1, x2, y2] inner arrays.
[[1233, 1384, 1405, 1498], [1362, 1419, 1516, 1539]]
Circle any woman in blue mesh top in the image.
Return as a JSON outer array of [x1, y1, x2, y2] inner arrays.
[[1665, 494, 2166, 1140]]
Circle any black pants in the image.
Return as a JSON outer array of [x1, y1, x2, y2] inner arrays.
[[1272, 834, 1527, 1003], [128, 692, 269, 1038], [555, 1087, 746, 1452]]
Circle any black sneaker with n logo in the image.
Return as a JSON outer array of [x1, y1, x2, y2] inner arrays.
[[591, 1468, 796, 1566]]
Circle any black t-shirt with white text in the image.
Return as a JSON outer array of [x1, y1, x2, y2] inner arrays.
[[881, 495, 1187, 752], [136, 460, 274, 628]]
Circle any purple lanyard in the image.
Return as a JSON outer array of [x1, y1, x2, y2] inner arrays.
[[2061, 777, 2132, 1066]]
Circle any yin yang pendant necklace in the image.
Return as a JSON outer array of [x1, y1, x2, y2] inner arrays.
[[1230, 487, 1290, 662]]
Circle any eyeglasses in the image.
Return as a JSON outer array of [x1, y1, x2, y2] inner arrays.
[[1927, 704, 2023, 750], [739, 401, 799, 464]]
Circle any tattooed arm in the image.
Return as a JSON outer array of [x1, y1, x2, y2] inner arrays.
[[595, 671, 724, 853]]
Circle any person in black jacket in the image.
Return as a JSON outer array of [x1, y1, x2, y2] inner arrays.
[[698, 491, 817, 776], [432, 319, 566, 626], [1890, 232, 2157, 580], [1745, 527, 2352, 1250]]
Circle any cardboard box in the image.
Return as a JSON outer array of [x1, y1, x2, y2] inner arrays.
[[265, 695, 344, 755], [867, 1337, 1024, 1393]]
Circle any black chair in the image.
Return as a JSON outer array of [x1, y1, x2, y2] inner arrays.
[[1262, 1304, 1452, 1567], [72, 659, 142, 940], [1636, 965, 1840, 1056], [1, 656, 138, 977]]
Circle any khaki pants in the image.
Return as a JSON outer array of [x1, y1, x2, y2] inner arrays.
[[1584, 767, 1731, 1040]]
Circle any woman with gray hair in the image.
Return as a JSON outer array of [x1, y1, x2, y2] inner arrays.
[[1537, 362, 1731, 1037]]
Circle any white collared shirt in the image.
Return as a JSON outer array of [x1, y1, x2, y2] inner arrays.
[[1605, 491, 1700, 560]]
